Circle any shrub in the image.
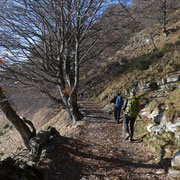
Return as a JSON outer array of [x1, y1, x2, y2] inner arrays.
[[0, 152, 4, 156], [105, 61, 124, 77], [106, 50, 164, 74], [178, 34, 180, 39], [175, 40, 180, 46], [0, 131, 5, 136], [172, 63, 180, 70], [127, 50, 164, 71], [9, 125, 13, 130], [165, 102, 177, 123], [3, 123, 9, 129], [151, 51, 164, 58], [161, 42, 174, 52]]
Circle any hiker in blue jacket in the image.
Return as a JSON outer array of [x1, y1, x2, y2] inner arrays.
[[110, 92, 124, 124]]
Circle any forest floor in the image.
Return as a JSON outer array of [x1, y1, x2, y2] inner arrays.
[[45, 100, 170, 180]]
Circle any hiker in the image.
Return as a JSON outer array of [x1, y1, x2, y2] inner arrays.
[[110, 92, 124, 124], [123, 91, 141, 141]]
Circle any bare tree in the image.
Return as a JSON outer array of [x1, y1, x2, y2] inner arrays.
[[130, 0, 180, 34], [162, 0, 168, 36], [0, 0, 114, 125], [0, 0, 7, 6]]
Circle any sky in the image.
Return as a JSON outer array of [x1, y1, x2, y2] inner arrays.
[[112, 0, 132, 5], [0, 0, 132, 61]]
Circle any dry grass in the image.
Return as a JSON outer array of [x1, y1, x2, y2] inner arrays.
[[165, 88, 180, 123]]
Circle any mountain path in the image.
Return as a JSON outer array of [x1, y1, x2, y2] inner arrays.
[[47, 100, 169, 180]]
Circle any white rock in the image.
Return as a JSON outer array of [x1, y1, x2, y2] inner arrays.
[[167, 74, 180, 83], [147, 124, 165, 134], [141, 111, 148, 116], [175, 132, 180, 140], [147, 124, 155, 132], [149, 108, 159, 119], [165, 122, 180, 133], [168, 169, 180, 179], [171, 151, 180, 168], [155, 170, 164, 175]]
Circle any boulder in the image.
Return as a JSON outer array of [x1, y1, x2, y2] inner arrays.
[[153, 112, 164, 124], [171, 151, 180, 168], [165, 122, 180, 133], [170, 152, 180, 179], [147, 123, 165, 134], [168, 169, 180, 180], [167, 74, 180, 83], [149, 108, 165, 124]]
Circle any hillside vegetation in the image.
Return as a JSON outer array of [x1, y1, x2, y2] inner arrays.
[[80, 9, 180, 167]]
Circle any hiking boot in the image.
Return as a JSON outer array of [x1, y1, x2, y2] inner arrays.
[[130, 137, 135, 143], [125, 133, 130, 140], [119, 119, 123, 123]]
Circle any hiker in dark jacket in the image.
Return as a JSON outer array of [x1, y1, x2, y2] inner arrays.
[[123, 91, 141, 142], [110, 92, 124, 124]]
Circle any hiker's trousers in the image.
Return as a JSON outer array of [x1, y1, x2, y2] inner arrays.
[[114, 106, 121, 123], [124, 114, 136, 138]]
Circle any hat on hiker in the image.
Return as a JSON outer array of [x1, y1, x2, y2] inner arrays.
[[117, 92, 120, 96], [130, 91, 136, 96]]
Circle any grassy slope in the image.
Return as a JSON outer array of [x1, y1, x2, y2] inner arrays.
[[82, 9, 180, 104], [80, 10, 180, 161]]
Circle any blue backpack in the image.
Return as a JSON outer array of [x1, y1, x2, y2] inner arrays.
[[115, 96, 123, 107]]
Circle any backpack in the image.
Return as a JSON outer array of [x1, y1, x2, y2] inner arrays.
[[126, 97, 139, 117], [115, 96, 123, 107]]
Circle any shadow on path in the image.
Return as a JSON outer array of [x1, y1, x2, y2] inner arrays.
[[46, 100, 167, 179], [46, 135, 164, 180]]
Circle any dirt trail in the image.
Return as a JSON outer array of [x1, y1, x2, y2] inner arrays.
[[47, 101, 169, 180]]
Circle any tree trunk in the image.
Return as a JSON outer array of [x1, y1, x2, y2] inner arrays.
[[0, 87, 35, 149], [67, 90, 83, 123], [68, 102, 83, 123], [162, 0, 168, 36], [150, 33, 159, 51]]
